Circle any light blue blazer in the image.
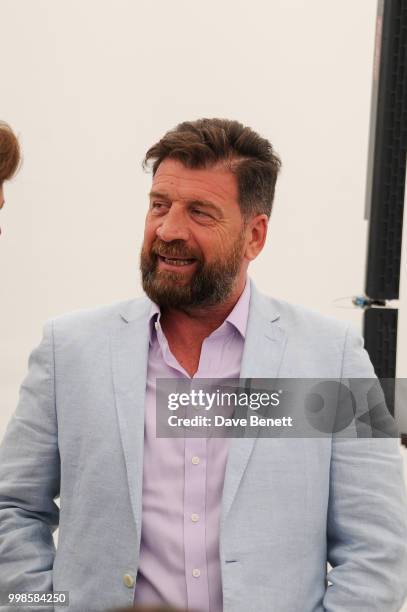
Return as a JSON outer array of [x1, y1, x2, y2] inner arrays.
[[1, 278, 407, 612]]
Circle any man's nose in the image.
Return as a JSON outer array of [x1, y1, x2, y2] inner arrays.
[[156, 206, 190, 242]]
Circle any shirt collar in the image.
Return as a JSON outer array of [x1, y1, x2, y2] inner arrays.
[[148, 275, 251, 345]]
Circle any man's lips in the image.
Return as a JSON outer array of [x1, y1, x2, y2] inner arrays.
[[156, 254, 198, 269], [156, 252, 197, 260]]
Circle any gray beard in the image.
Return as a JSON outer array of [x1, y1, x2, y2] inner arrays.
[[139, 235, 245, 310]]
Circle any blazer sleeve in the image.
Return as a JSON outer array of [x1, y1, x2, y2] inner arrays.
[[323, 324, 407, 612], [0, 321, 60, 606]]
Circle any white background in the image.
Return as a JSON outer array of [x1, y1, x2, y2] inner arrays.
[[1, 1, 406, 607]]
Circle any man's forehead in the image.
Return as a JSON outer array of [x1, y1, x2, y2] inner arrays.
[[152, 159, 238, 202]]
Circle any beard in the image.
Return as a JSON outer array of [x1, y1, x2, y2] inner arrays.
[[140, 229, 246, 310]]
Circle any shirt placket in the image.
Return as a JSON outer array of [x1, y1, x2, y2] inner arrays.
[[184, 435, 209, 612], [154, 318, 227, 612]]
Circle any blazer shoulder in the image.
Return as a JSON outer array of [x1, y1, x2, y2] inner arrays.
[[49, 296, 151, 337], [263, 294, 350, 338], [253, 286, 372, 378]]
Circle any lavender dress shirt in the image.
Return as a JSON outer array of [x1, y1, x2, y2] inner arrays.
[[133, 277, 251, 612]]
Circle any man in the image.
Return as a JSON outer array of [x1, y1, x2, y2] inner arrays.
[[0, 118, 406, 612], [0, 120, 20, 234]]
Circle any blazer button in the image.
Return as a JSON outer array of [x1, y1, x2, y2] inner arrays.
[[123, 573, 135, 588]]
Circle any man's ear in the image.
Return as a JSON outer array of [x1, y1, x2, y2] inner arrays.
[[244, 214, 268, 261]]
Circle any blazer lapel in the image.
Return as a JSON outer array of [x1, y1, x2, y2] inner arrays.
[[110, 298, 152, 550], [221, 280, 287, 527]]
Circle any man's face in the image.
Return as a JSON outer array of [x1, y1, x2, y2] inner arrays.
[[140, 158, 250, 309]]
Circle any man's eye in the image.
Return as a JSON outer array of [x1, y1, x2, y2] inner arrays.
[[192, 209, 210, 218], [151, 202, 166, 210]]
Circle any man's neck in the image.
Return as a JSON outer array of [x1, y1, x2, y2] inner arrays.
[[160, 275, 247, 346]]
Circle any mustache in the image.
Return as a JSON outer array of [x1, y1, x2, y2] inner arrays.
[[151, 241, 200, 260]]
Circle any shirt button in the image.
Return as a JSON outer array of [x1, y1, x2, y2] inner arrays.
[[191, 513, 199, 522], [123, 573, 135, 588], [191, 456, 200, 465], [192, 568, 201, 578]]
